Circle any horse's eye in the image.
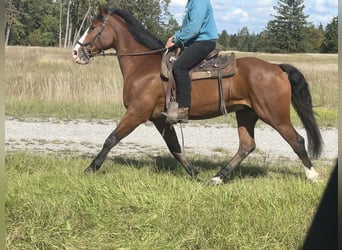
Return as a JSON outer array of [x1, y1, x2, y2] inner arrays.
[[90, 26, 95, 30]]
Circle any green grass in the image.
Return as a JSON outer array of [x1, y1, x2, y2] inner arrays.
[[6, 152, 333, 249], [5, 46, 337, 126]]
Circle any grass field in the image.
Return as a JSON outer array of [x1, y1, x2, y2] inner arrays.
[[5, 46, 338, 126], [6, 151, 333, 249]]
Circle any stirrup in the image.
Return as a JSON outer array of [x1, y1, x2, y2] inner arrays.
[[161, 102, 189, 124]]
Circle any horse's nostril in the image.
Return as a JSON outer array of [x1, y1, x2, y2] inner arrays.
[[72, 50, 78, 58]]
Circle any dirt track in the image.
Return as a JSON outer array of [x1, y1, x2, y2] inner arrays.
[[5, 117, 338, 162]]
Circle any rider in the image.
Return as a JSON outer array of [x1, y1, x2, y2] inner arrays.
[[163, 0, 218, 124]]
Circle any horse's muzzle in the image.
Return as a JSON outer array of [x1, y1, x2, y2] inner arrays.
[[72, 48, 89, 65]]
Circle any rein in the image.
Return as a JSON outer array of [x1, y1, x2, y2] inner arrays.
[[94, 47, 167, 57]]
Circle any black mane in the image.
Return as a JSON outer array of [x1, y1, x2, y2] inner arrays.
[[109, 9, 164, 50]]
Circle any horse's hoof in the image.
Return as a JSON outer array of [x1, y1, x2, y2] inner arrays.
[[185, 166, 199, 178], [191, 168, 200, 178], [208, 176, 223, 186]]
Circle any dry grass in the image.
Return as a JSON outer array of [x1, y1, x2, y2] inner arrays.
[[6, 46, 123, 104]]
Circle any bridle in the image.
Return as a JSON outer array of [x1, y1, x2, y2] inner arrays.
[[76, 12, 166, 60], [76, 12, 112, 60]]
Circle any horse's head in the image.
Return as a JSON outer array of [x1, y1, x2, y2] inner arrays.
[[73, 5, 114, 64]]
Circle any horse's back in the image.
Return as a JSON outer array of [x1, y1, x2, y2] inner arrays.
[[236, 56, 284, 74]]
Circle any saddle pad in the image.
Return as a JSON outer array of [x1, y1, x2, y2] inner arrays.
[[191, 52, 236, 80]]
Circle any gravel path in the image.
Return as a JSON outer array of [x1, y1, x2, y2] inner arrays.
[[5, 117, 337, 162]]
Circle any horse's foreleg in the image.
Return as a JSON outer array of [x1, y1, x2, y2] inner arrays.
[[153, 118, 199, 177], [209, 109, 258, 185], [84, 111, 144, 173], [85, 130, 119, 173]]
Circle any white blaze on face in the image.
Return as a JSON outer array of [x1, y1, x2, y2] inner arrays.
[[72, 28, 89, 60]]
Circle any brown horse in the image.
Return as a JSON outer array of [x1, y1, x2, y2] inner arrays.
[[72, 6, 323, 185]]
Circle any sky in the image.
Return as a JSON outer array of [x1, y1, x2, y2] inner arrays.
[[168, 0, 338, 34]]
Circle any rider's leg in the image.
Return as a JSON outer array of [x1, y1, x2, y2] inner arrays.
[[166, 40, 216, 123]]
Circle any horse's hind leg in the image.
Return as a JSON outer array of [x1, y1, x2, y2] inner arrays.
[[271, 123, 319, 180], [209, 109, 258, 185], [153, 118, 199, 177]]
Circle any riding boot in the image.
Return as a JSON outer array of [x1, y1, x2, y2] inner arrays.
[[161, 102, 189, 124]]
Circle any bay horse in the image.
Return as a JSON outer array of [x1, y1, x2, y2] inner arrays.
[[72, 6, 323, 185]]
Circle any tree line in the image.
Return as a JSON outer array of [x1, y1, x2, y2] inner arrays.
[[218, 0, 337, 53], [5, 0, 177, 48], [5, 0, 337, 53]]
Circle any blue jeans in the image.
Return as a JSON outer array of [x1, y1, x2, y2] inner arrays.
[[172, 40, 216, 107]]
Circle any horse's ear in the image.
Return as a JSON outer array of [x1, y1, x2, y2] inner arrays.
[[97, 3, 108, 17]]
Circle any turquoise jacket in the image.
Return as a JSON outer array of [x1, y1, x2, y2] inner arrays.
[[173, 0, 218, 47]]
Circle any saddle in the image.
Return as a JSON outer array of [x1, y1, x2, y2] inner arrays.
[[160, 48, 236, 114]]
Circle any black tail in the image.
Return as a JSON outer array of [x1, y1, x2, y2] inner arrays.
[[279, 64, 323, 159]]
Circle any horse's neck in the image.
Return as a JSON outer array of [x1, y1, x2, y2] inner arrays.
[[116, 46, 149, 79], [116, 38, 158, 79], [110, 16, 160, 79]]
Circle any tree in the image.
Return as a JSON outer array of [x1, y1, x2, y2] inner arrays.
[[228, 34, 239, 50], [160, 16, 180, 42], [8, 0, 59, 46], [71, 3, 92, 47], [69, 0, 100, 47], [304, 24, 325, 53], [5, 0, 173, 47], [64, 0, 72, 47], [157, 0, 179, 41], [320, 16, 338, 53], [106, 0, 173, 42], [237, 27, 251, 51], [5, 0, 18, 45], [264, 0, 311, 53], [254, 31, 269, 52], [217, 30, 229, 49]]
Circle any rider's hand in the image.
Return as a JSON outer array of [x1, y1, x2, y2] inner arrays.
[[165, 36, 175, 49]]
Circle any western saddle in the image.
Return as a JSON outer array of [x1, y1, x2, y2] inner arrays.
[[160, 48, 236, 114]]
